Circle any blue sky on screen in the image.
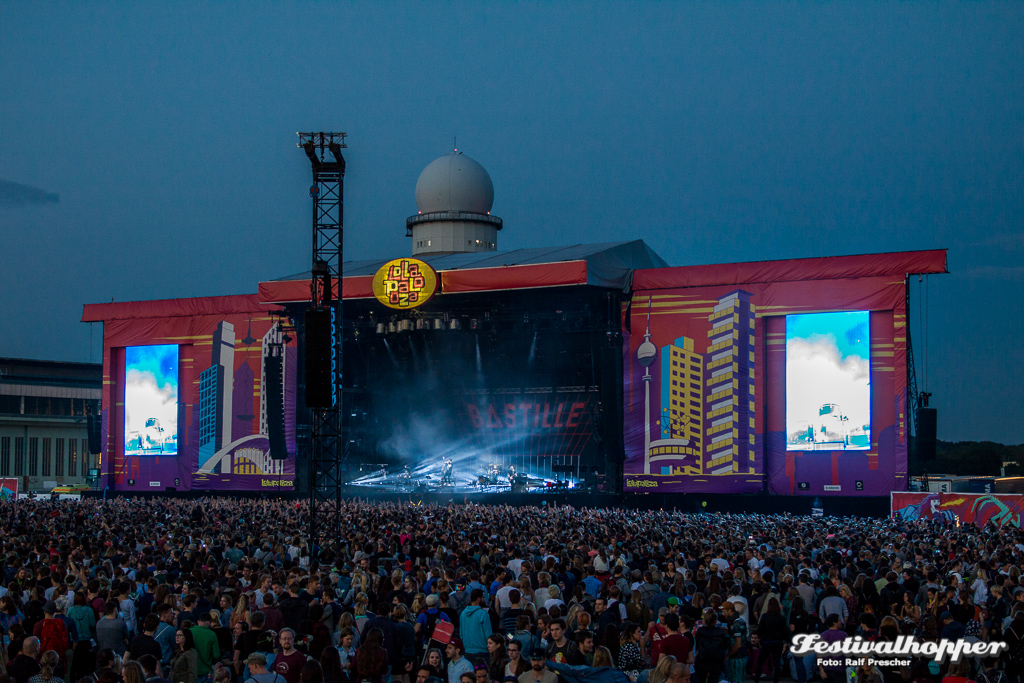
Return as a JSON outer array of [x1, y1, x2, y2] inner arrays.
[[786, 311, 869, 359], [125, 345, 178, 390]]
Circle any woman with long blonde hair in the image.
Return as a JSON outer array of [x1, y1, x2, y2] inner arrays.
[[230, 593, 251, 630], [649, 655, 676, 683], [353, 593, 371, 636]]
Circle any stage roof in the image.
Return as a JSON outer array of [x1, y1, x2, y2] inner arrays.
[[258, 240, 668, 304], [632, 249, 948, 290]]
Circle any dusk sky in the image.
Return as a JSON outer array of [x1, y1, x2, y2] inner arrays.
[[1, 3, 1021, 444]]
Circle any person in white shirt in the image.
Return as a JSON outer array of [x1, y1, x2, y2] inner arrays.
[[542, 586, 565, 613]]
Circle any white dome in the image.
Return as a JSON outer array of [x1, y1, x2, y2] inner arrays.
[[415, 153, 494, 214]]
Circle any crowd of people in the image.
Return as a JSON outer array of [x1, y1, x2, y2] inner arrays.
[[1, 497, 1022, 683]]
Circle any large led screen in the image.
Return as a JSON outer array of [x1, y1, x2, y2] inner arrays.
[[124, 344, 178, 456], [786, 311, 870, 451]]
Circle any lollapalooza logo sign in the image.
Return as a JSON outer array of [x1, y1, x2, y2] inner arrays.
[[790, 634, 1006, 667], [372, 258, 438, 310]]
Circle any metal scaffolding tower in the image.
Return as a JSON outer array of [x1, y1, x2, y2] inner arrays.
[[298, 132, 346, 554]]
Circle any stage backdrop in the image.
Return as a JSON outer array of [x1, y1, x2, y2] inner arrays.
[[83, 295, 297, 492], [623, 250, 946, 496], [892, 492, 1024, 528]]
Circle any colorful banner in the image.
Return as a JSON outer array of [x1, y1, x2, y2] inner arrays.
[[624, 275, 909, 495], [83, 295, 297, 492], [623, 287, 764, 493], [0, 478, 17, 500], [892, 492, 1024, 528]]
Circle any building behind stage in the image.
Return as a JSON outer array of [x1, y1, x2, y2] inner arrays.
[[0, 357, 101, 494]]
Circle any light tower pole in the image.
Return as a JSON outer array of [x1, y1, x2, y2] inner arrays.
[[298, 132, 346, 555]]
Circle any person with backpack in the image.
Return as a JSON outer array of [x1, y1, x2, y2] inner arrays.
[[693, 609, 729, 683], [975, 657, 1008, 683], [415, 595, 451, 652], [33, 602, 69, 668]]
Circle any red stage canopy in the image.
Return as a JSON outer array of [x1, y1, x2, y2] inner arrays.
[[632, 249, 947, 290], [82, 294, 271, 323]]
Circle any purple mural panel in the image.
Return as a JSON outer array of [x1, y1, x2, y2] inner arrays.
[[94, 297, 297, 492]]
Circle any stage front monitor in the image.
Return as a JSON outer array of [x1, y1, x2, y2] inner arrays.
[[124, 344, 178, 457], [786, 311, 870, 451]]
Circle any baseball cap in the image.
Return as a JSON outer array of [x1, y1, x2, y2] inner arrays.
[[529, 649, 546, 660], [425, 594, 439, 607], [667, 596, 681, 606], [940, 611, 953, 621]]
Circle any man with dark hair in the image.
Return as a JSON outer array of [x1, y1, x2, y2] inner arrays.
[[153, 603, 176, 669], [519, 650, 556, 683], [139, 653, 173, 683], [417, 664, 440, 683], [567, 631, 595, 667], [545, 619, 577, 664], [659, 612, 693, 666], [582, 567, 602, 598], [446, 638, 474, 683], [260, 592, 285, 632], [192, 612, 222, 682], [817, 615, 848, 683], [234, 610, 267, 677], [460, 589, 492, 663], [278, 584, 308, 633], [126, 613, 164, 663], [594, 596, 620, 632], [96, 600, 129, 656]]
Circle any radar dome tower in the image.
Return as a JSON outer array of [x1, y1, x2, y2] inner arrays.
[[407, 151, 503, 255]]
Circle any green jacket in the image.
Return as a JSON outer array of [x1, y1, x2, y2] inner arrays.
[[190, 625, 221, 676]]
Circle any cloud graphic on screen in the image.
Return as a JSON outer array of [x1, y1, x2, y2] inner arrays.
[[789, 334, 868, 381], [786, 334, 870, 434], [125, 369, 178, 434]]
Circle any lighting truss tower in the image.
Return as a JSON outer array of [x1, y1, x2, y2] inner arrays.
[[298, 132, 347, 554], [905, 276, 919, 438]]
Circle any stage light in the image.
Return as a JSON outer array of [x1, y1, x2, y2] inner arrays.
[[415, 318, 429, 331], [470, 318, 481, 330], [433, 318, 444, 330], [397, 319, 413, 332], [387, 321, 397, 334], [376, 323, 386, 334], [449, 319, 462, 331]]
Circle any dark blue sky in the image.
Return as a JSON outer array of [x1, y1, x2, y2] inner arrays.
[[1, 3, 1021, 443]]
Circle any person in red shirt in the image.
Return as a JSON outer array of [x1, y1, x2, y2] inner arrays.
[[658, 614, 693, 666], [272, 628, 308, 683]]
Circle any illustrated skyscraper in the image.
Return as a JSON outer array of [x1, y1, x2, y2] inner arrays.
[[703, 290, 755, 474], [660, 337, 705, 468], [649, 290, 756, 476], [198, 321, 235, 471]]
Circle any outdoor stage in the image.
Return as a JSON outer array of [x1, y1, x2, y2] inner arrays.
[[82, 244, 946, 502]]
